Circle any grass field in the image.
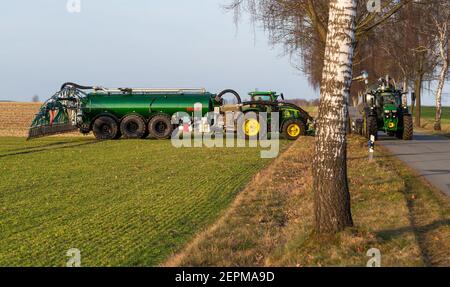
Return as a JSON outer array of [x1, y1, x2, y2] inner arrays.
[[0, 136, 283, 266]]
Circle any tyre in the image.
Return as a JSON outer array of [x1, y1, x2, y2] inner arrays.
[[402, 114, 413, 140], [92, 116, 119, 140], [120, 115, 147, 139], [148, 114, 174, 139], [282, 119, 307, 140], [366, 116, 378, 140], [239, 113, 267, 139]]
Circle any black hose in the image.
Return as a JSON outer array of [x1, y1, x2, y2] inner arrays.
[[60, 82, 95, 91], [216, 89, 242, 104]]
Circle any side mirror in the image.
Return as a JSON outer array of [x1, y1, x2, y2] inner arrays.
[[353, 70, 369, 84], [280, 93, 285, 101], [411, 92, 416, 103], [361, 71, 369, 79]]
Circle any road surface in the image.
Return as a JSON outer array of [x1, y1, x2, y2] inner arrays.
[[379, 132, 450, 197]]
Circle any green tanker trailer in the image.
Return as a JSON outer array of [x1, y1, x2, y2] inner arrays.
[[28, 83, 312, 140]]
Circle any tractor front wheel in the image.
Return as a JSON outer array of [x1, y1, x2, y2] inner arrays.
[[148, 114, 174, 139], [239, 113, 267, 139], [120, 115, 147, 139], [282, 120, 306, 140], [366, 116, 378, 140], [93, 116, 119, 140], [402, 115, 413, 140]]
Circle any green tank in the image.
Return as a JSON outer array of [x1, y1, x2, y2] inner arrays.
[[27, 83, 239, 140]]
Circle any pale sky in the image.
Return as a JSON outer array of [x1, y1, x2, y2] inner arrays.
[[0, 0, 318, 103], [0, 0, 447, 105]]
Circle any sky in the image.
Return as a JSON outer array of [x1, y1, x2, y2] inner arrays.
[[0, 0, 318, 103], [0, 0, 447, 105]]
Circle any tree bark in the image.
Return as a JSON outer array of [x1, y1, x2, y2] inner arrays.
[[414, 72, 423, 128], [434, 60, 447, 131], [434, 18, 449, 132], [313, 0, 356, 234]]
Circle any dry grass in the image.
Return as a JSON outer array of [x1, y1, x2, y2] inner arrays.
[[164, 135, 450, 267]]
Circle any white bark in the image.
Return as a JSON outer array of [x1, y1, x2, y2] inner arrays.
[[433, 16, 449, 131], [313, 0, 357, 233], [317, 0, 356, 159]]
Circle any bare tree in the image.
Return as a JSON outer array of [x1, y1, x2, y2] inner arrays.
[[227, 0, 413, 89]]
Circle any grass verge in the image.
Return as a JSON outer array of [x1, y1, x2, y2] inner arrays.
[[165, 135, 450, 266]]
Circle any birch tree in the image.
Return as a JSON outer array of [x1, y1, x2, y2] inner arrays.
[[313, 0, 357, 233], [432, 3, 450, 131]]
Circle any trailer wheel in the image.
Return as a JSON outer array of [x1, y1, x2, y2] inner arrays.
[[148, 114, 173, 139], [402, 115, 413, 140], [92, 116, 119, 140], [366, 116, 378, 140], [282, 119, 306, 140], [120, 115, 147, 139]]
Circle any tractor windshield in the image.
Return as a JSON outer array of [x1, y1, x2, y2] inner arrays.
[[252, 95, 272, 101], [383, 94, 400, 106]]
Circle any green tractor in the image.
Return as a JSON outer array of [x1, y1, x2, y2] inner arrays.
[[240, 91, 314, 140], [351, 75, 413, 140]]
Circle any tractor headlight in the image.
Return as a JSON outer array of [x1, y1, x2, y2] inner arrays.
[[384, 110, 390, 114]]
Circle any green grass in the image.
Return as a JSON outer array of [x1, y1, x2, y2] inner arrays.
[[0, 137, 281, 266], [420, 106, 450, 124]]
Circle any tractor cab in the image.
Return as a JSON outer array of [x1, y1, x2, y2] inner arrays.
[[248, 91, 284, 102]]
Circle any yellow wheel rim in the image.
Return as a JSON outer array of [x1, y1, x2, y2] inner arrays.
[[287, 123, 301, 137], [244, 119, 260, 137]]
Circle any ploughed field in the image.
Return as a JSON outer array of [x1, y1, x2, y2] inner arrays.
[[0, 136, 281, 266], [0, 102, 41, 137]]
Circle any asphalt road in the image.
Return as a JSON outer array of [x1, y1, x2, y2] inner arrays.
[[379, 132, 450, 197]]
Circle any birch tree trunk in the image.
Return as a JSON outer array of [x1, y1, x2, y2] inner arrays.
[[313, 0, 356, 234], [434, 20, 449, 131], [414, 72, 423, 128], [435, 60, 448, 131]]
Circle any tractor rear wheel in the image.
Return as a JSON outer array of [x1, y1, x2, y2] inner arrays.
[[93, 116, 119, 140], [282, 119, 306, 140], [120, 115, 147, 139], [402, 115, 413, 140], [148, 114, 174, 139], [366, 116, 378, 140]]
